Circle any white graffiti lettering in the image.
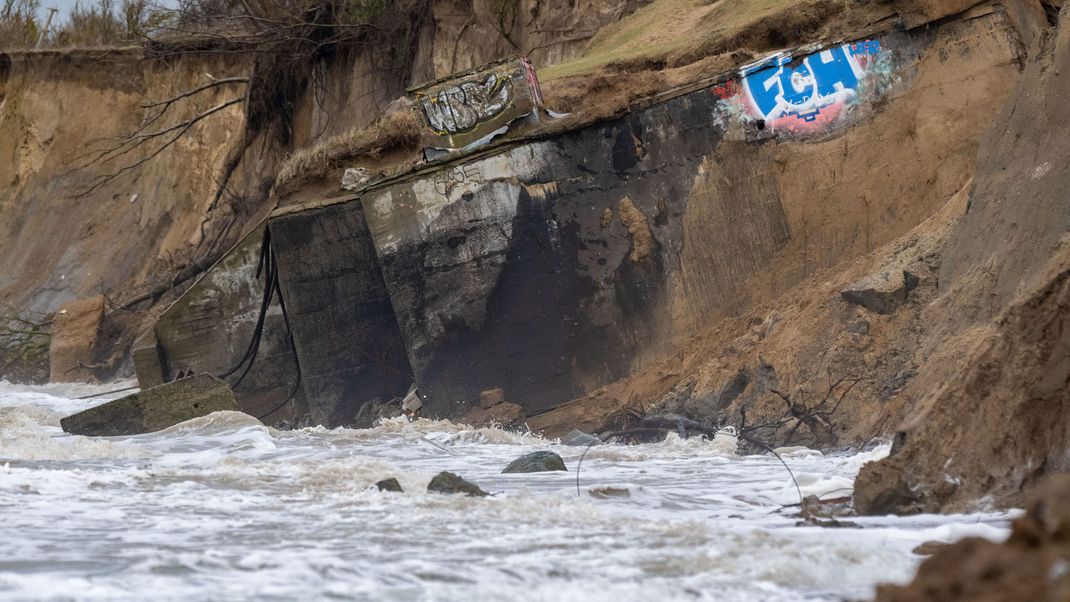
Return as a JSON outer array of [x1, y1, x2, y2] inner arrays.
[[420, 73, 514, 135]]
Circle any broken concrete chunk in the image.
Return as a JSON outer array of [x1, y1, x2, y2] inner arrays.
[[401, 386, 423, 413], [461, 401, 526, 429], [49, 295, 105, 383], [341, 167, 371, 191], [426, 471, 488, 497], [479, 387, 506, 409], [840, 270, 920, 314], [502, 451, 567, 473], [60, 374, 240, 436]]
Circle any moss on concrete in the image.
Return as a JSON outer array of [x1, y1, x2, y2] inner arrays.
[[60, 374, 240, 436]]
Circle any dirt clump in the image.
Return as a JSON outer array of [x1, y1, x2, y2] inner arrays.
[[618, 197, 655, 263], [875, 474, 1070, 601], [48, 295, 105, 384], [855, 238, 1070, 514]]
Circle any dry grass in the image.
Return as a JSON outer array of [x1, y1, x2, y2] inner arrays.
[[275, 108, 422, 193], [539, 0, 892, 81]]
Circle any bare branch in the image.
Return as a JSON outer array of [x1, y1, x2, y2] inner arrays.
[[76, 96, 245, 198], [140, 76, 249, 108]]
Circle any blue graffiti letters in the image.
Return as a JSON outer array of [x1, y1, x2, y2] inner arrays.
[[743, 44, 866, 123]]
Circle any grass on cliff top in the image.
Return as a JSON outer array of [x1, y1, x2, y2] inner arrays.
[[539, 0, 816, 80]]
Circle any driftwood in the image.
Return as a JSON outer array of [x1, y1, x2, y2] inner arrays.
[[577, 411, 804, 505], [739, 368, 859, 450]]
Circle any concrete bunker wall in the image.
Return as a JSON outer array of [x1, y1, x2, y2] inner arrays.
[[141, 5, 1025, 426], [132, 223, 305, 423], [270, 202, 415, 427]]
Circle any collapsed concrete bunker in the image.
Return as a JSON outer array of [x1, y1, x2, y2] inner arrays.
[[131, 4, 1029, 427]]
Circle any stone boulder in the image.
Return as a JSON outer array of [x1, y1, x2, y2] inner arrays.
[[60, 374, 240, 436], [49, 295, 105, 383], [840, 270, 919, 315], [461, 401, 526, 429], [502, 451, 567, 473], [426, 471, 488, 497], [375, 478, 403, 492]]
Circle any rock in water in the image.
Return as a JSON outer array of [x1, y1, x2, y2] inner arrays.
[[502, 451, 567, 473], [375, 478, 403, 492], [561, 429, 602, 447], [426, 471, 488, 497], [60, 374, 240, 436]]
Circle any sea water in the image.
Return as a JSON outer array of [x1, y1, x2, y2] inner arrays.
[[0, 381, 1014, 601]]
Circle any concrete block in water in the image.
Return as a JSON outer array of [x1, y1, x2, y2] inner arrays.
[[60, 374, 240, 436]]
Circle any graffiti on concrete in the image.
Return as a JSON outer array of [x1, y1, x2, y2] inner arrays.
[[713, 40, 889, 135], [410, 58, 545, 153], [433, 164, 484, 196], [418, 73, 515, 136]]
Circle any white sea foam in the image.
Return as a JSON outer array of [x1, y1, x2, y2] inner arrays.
[[0, 383, 1014, 601]]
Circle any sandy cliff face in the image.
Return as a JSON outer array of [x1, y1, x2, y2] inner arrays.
[[0, 50, 266, 381], [854, 1, 1070, 513], [0, 51, 251, 317]]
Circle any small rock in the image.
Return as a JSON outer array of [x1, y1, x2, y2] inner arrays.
[[846, 318, 871, 335], [479, 388, 506, 409], [426, 471, 488, 497], [561, 429, 601, 446], [375, 478, 403, 492], [461, 401, 526, 429], [840, 270, 920, 315], [912, 541, 950, 556], [502, 451, 567, 473], [60, 374, 240, 436], [590, 486, 631, 498]]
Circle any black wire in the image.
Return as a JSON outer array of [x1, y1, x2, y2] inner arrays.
[[255, 248, 303, 422], [229, 250, 276, 389], [218, 229, 274, 382]]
